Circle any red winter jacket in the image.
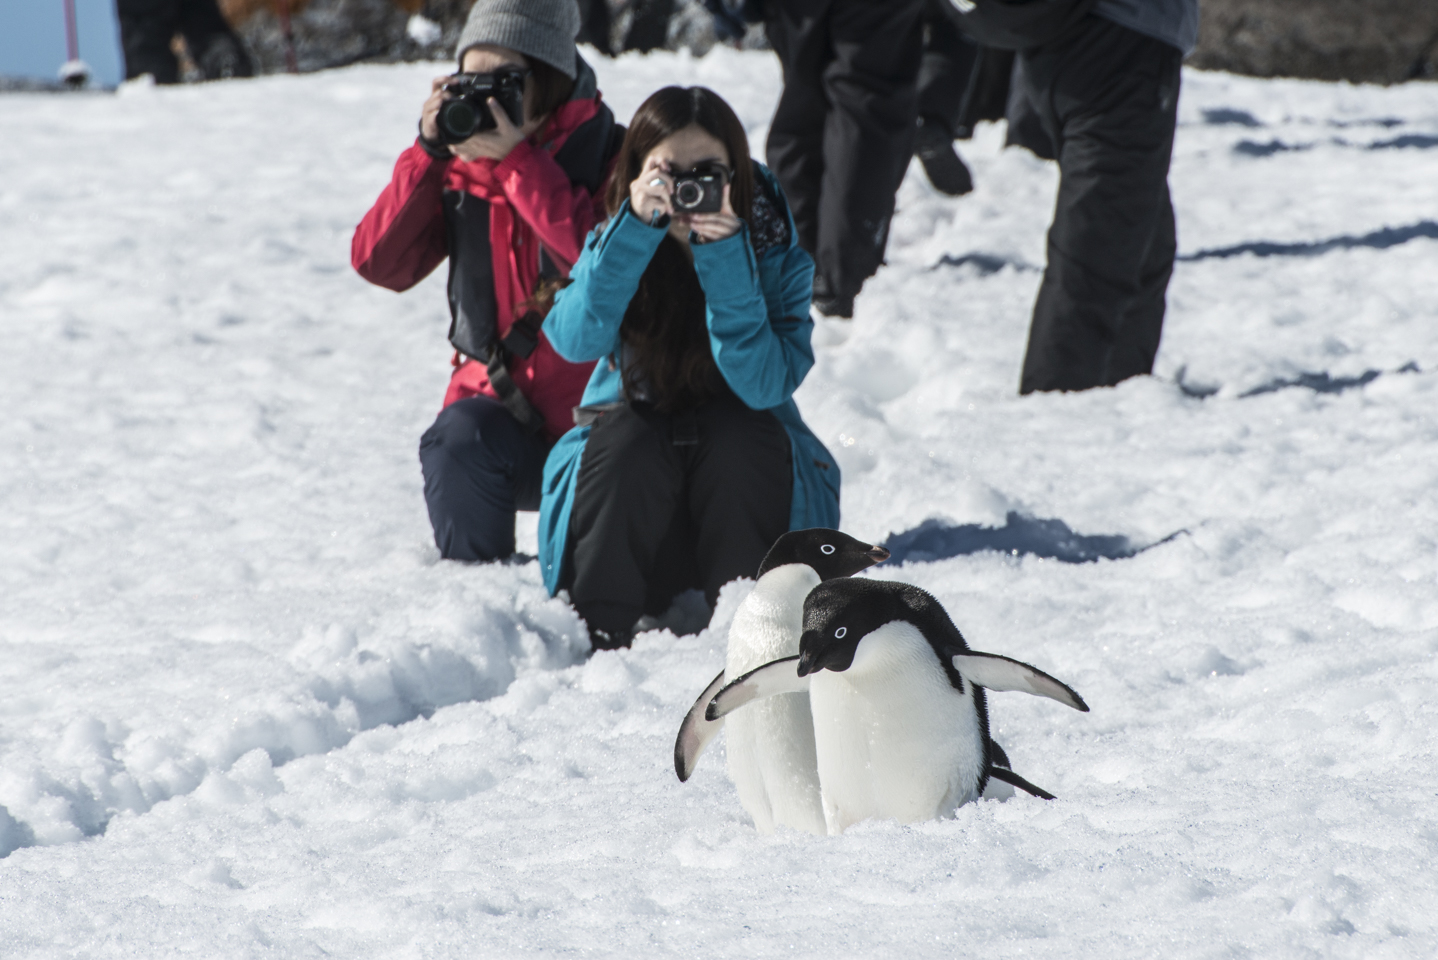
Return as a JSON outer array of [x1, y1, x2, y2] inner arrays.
[[352, 96, 615, 442]]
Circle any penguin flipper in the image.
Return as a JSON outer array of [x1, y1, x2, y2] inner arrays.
[[986, 765, 1057, 800], [706, 655, 809, 721], [951, 652, 1090, 712], [675, 669, 728, 782], [988, 739, 1011, 770]]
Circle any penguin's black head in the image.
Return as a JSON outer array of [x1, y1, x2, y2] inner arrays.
[[756, 528, 890, 581], [796, 578, 912, 676]]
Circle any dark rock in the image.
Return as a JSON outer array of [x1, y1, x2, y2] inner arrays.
[[228, 0, 433, 74], [1192, 0, 1438, 85], [217, 0, 745, 76]]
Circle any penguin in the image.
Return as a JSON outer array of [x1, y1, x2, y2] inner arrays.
[[705, 578, 1088, 835], [674, 529, 890, 834]]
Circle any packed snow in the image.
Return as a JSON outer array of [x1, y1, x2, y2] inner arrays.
[[3, 45, 1437, 958]]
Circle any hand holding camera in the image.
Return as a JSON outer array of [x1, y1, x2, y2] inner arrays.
[[629, 157, 740, 243], [421, 67, 529, 163]]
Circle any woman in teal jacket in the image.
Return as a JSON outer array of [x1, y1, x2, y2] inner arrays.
[[538, 86, 840, 648]]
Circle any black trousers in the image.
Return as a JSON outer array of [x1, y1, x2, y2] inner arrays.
[[765, 0, 924, 300], [1015, 16, 1182, 394], [623, 0, 676, 52], [116, 0, 253, 83], [419, 396, 547, 562], [917, 0, 979, 138], [564, 395, 793, 636]]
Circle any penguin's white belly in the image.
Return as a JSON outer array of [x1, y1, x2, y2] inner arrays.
[[809, 622, 985, 834], [724, 565, 825, 835]]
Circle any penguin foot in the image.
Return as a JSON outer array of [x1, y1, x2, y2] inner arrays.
[[986, 766, 1056, 800]]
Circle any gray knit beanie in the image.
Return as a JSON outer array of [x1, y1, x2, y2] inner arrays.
[[456, 0, 581, 79]]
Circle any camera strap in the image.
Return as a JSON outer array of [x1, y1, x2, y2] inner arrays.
[[484, 342, 549, 437], [500, 309, 544, 360]]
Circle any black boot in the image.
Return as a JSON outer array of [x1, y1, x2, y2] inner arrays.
[[811, 273, 854, 320], [916, 117, 974, 197]]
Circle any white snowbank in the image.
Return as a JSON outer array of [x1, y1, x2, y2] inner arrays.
[[2, 47, 1437, 957]]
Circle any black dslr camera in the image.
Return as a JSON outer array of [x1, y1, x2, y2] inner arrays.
[[672, 162, 729, 214], [435, 67, 527, 144]]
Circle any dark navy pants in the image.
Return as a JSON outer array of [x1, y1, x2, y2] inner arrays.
[[419, 396, 547, 562]]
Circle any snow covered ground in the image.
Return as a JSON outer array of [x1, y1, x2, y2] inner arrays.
[[3, 47, 1437, 958]]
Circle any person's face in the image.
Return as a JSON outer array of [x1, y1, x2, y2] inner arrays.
[[460, 44, 538, 128], [642, 124, 731, 241]]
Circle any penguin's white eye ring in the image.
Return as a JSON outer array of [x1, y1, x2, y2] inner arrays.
[[820, 544, 836, 555], [835, 626, 847, 638]]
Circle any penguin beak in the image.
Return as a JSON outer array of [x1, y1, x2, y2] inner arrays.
[[796, 631, 821, 676], [866, 545, 890, 564]]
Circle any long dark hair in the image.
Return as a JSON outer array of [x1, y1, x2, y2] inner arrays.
[[605, 86, 756, 410]]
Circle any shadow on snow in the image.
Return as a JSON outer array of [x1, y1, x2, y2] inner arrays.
[[880, 512, 1184, 566], [1176, 362, 1421, 400], [931, 253, 1040, 275], [1177, 221, 1438, 263], [1233, 134, 1438, 157]]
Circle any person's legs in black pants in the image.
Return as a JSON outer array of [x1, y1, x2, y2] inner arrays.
[[764, 0, 832, 261], [766, 0, 924, 313], [1017, 17, 1182, 394], [817, 0, 923, 306], [567, 403, 686, 638], [178, 0, 254, 80], [624, 0, 675, 53], [565, 397, 792, 644], [117, 0, 181, 83], [686, 396, 792, 608], [576, 0, 613, 55], [418, 396, 547, 562], [1106, 188, 1175, 384], [915, 0, 976, 195]]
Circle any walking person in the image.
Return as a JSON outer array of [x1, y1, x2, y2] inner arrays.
[[914, 0, 979, 196], [958, 0, 1200, 393], [763, 0, 925, 318]]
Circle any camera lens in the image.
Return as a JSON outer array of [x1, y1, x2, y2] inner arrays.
[[674, 180, 703, 210], [439, 99, 479, 139]]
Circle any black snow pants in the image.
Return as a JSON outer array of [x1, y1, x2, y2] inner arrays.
[[1014, 16, 1182, 394], [764, 0, 924, 302], [116, 0, 254, 84], [419, 396, 548, 563], [563, 394, 793, 637], [917, 0, 979, 139]]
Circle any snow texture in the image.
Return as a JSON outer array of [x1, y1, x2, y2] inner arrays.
[[2, 48, 1437, 958]]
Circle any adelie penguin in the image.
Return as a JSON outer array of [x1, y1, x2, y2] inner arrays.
[[706, 578, 1089, 835], [674, 529, 889, 835]]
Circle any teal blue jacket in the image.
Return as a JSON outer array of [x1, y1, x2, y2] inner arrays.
[[537, 165, 841, 593]]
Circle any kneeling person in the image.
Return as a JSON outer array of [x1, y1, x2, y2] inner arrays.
[[351, 0, 622, 562], [538, 87, 841, 649]]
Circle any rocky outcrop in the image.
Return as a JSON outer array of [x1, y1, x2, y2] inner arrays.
[[216, 0, 733, 75], [1192, 0, 1438, 84], [219, 0, 461, 73]]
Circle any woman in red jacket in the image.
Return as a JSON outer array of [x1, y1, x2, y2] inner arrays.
[[352, 0, 623, 562]]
